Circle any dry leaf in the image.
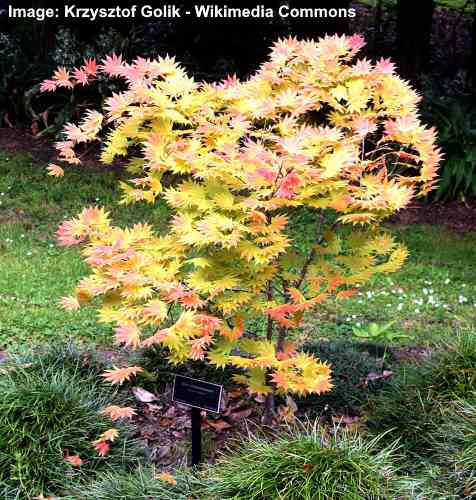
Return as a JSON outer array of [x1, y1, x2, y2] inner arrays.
[[156, 471, 177, 485], [132, 387, 157, 403]]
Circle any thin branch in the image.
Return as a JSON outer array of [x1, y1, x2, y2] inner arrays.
[[295, 212, 325, 290], [266, 280, 274, 341]]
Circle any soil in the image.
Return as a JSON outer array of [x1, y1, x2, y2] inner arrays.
[[388, 200, 476, 233]]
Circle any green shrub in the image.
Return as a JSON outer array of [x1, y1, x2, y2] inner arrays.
[[0, 352, 142, 498], [7, 341, 106, 381], [424, 95, 476, 201], [299, 339, 392, 416], [198, 426, 417, 500], [64, 466, 199, 500]]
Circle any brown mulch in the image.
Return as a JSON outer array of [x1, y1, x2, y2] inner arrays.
[[389, 201, 476, 233], [0, 128, 56, 161]]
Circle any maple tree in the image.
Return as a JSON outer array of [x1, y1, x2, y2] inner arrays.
[[43, 35, 440, 418]]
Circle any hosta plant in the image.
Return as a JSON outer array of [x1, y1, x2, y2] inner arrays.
[[42, 35, 440, 416]]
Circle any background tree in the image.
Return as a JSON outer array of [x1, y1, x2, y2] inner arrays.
[[396, 0, 435, 81]]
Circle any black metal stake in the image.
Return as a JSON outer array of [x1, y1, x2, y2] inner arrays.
[[191, 407, 202, 465]]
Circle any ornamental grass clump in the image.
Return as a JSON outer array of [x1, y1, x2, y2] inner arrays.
[[432, 397, 476, 497], [0, 355, 141, 498], [197, 426, 416, 500], [42, 35, 440, 414], [64, 466, 199, 500]]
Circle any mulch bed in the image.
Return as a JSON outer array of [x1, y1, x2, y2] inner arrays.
[[389, 201, 476, 233]]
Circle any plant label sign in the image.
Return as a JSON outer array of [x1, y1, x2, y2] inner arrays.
[[172, 374, 223, 413]]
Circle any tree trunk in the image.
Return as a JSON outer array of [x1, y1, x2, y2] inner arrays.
[[396, 0, 435, 82], [470, 2, 476, 92]]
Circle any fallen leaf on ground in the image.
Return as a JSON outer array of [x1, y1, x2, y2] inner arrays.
[[132, 387, 157, 403], [208, 419, 232, 431], [156, 471, 177, 485], [64, 454, 83, 467]]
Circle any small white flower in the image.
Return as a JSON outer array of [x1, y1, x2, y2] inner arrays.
[[423, 288, 428, 295], [397, 303, 403, 311], [26, 251, 32, 256], [346, 317, 351, 321], [415, 308, 420, 314], [20, 234, 25, 238], [444, 278, 450, 284], [356, 322, 361, 327], [352, 315, 357, 319]]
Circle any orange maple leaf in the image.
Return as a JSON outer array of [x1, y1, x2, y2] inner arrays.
[[64, 454, 83, 467], [115, 324, 141, 350], [101, 366, 143, 385], [156, 471, 177, 485], [97, 428, 119, 442], [93, 441, 109, 456], [47, 163, 65, 177], [100, 405, 136, 421]]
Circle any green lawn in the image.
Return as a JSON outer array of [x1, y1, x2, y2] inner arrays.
[[0, 151, 474, 349]]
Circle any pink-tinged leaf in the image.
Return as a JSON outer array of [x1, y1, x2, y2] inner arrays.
[[83, 58, 98, 75], [93, 441, 109, 456], [99, 53, 124, 76], [60, 296, 80, 311], [73, 67, 89, 86], [47, 163, 65, 177], [115, 324, 141, 350], [276, 172, 300, 198], [52, 67, 73, 88], [347, 34, 366, 52], [374, 57, 396, 75], [64, 454, 83, 467], [40, 79, 57, 92], [56, 220, 86, 247], [208, 419, 232, 431]]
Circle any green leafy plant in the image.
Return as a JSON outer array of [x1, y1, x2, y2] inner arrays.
[[352, 320, 411, 343], [425, 95, 476, 201], [0, 351, 142, 498]]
